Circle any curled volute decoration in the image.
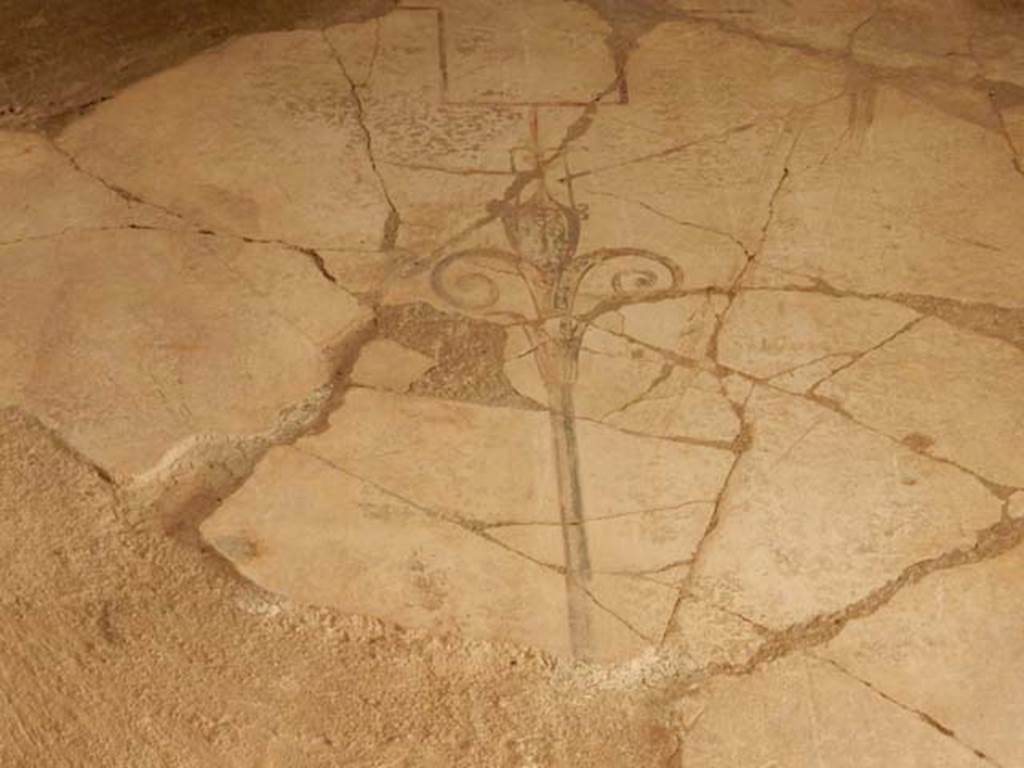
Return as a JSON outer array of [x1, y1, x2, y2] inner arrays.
[[428, 156, 685, 660], [431, 176, 685, 334]]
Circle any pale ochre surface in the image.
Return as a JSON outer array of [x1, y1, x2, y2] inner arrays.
[[2, 0, 1024, 765]]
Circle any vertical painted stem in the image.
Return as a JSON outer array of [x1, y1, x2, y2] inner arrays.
[[545, 324, 593, 659]]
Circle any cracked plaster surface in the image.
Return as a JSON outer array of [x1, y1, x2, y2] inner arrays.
[[2, 0, 1024, 764]]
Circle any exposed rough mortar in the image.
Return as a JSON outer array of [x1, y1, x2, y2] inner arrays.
[[121, 314, 379, 533]]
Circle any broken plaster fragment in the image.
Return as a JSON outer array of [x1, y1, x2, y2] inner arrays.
[[350, 338, 435, 392], [716, 289, 919, 381], [0, 228, 368, 476], [691, 386, 1003, 629], [817, 317, 1024, 488]]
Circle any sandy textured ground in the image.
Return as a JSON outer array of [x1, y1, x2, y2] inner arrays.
[[2, 0, 1024, 765]]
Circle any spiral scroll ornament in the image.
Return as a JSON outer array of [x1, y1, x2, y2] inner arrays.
[[426, 155, 686, 661], [429, 183, 685, 327], [429, 249, 522, 316]]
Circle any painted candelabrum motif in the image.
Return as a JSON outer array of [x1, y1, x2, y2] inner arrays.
[[430, 120, 685, 658]]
